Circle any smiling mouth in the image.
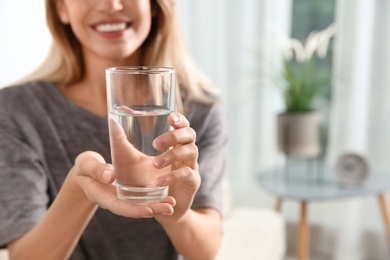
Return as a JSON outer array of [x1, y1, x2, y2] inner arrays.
[[95, 22, 130, 33]]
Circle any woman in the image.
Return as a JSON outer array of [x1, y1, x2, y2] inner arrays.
[[0, 0, 228, 259]]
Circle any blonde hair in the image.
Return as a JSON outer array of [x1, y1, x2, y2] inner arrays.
[[23, 0, 217, 112]]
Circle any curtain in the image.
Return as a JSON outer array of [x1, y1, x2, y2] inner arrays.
[[328, 0, 390, 259], [177, 0, 291, 179], [178, 0, 390, 259]]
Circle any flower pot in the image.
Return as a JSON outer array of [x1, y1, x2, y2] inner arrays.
[[277, 112, 322, 158]]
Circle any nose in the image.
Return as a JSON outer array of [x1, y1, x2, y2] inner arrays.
[[96, 0, 124, 14]]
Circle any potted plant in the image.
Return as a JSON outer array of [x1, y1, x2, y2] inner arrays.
[[274, 24, 336, 158]]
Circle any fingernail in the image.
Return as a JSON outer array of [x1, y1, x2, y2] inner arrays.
[[162, 210, 173, 215], [153, 157, 165, 167], [102, 170, 111, 183], [172, 113, 180, 123], [153, 137, 165, 150], [143, 209, 154, 218], [156, 177, 166, 186]]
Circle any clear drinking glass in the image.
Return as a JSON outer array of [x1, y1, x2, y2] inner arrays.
[[106, 66, 176, 202]]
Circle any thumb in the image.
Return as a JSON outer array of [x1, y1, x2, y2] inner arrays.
[[75, 151, 115, 184]]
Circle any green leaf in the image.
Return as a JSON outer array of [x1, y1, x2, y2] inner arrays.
[[281, 56, 330, 112]]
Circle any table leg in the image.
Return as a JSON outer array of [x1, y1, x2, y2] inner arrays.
[[297, 201, 309, 260], [378, 193, 390, 247], [275, 198, 283, 212]]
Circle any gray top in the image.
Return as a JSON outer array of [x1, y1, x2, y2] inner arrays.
[[0, 81, 228, 260]]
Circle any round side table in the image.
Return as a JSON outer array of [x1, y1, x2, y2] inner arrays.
[[259, 170, 390, 260]]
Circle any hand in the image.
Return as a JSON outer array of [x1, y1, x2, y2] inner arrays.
[[73, 151, 176, 218], [152, 113, 201, 224]]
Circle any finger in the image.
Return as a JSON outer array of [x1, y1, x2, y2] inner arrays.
[[168, 113, 190, 129], [75, 151, 115, 184], [84, 180, 175, 217], [109, 118, 142, 161], [159, 196, 176, 206], [76, 165, 175, 218], [153, 143, 198, 169], [101, 192, 175, 217], [156, 167, 201, 189], [149, 201, 175, 215], [153, 127, 196, 151], [102, 195, 155, 218]]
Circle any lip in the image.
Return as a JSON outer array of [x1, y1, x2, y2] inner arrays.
[[91, 19, 132, 39]]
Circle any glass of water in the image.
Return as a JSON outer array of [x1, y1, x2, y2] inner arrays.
[[106, 66, 176, 202]]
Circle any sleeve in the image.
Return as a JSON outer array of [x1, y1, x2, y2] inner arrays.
[[0, 93, 49, 247], [191, 101, 229, 214]]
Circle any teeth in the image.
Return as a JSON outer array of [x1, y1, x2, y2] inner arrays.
[[96, 23, 126, 32]]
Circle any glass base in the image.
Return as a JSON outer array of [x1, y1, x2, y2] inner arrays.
[[116, 184, 168, 202]]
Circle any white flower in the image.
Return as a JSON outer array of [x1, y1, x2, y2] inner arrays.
[[288, 38, 306, 62], [296, 24, 336, 62], [281, 23, 336, 62], [316, 24, 337, 58], [254, 23, 336, 97]]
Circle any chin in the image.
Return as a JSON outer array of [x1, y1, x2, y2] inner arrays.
[[105, 48, 140, 63]]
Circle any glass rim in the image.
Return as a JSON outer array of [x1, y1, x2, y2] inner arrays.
[[106, 66, 175, 74]]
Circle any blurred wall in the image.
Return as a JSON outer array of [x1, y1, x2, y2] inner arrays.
[[0, 1, 51, 87]]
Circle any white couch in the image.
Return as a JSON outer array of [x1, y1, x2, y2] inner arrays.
[[0, 249, 8, 260], [216, 207, 286, 260]]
